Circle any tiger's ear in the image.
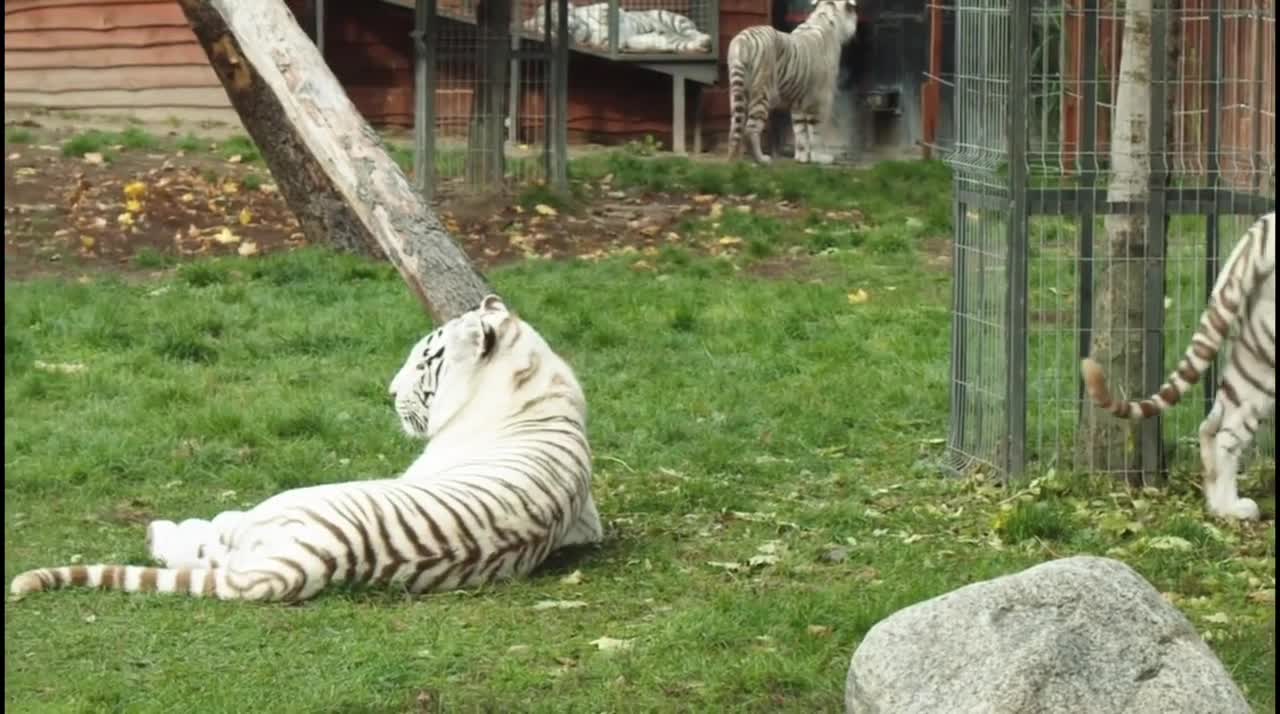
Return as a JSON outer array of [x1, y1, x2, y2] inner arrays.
[[479, 294, 507, 313]]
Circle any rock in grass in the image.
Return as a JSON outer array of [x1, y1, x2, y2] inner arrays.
[[844, 556, 1249, 714]]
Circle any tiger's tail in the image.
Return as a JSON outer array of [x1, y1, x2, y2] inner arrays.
[[1081, 212, 1275, 420], [726, 37, 751, 159], [10, 564, 230, 599]]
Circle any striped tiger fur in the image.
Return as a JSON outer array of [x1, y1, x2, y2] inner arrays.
[[727, 0, 859, 164], [10, 295, 604, 602], [522, 3, 711, 54], [1081, 212, 1275, 521]]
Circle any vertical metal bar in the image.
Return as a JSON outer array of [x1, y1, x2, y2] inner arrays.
[[692, 83, 704, 155], [707, 0, 719, 61], [509, 10, 521, 148], [315, 0, 326, 57], [1203, 0, 1222, 417], [543, 0, 553, 180], [1006, 0, 1031, 479], [608, 0, 621, 56], [1076, 0, 1098, 405], [1250, 3, 1265, 194], [551, 0, 570, 190], [413, 0, 437, 199], [947, 198, 970, 463], [1141, 0, 1170, 483], [672, 76, 687, 154]]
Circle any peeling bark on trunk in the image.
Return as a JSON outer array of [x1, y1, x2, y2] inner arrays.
[[1077, 0, 1154, 473], [177, 0, 493, 322]]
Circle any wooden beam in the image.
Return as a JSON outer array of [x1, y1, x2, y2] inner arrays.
[[176, 0, 493, 322]]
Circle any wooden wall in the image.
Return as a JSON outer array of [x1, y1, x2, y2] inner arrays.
[[4, 0, 241, 125]]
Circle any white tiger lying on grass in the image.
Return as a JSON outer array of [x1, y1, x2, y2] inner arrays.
[[523, 3, 712, 54], [1082, 212, 1275, 521], [10, 295, 604, 602], [727, 0, 860, 164]]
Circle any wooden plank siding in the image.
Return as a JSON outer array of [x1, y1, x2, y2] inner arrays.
[[3, 0, 242, 125]]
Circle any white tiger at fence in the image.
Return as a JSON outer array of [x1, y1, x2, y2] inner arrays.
[[1081, 212, 1275, 521], [726, 0, 859, 164], [522, 2, 712, 54], [10, 295, 604, 602]]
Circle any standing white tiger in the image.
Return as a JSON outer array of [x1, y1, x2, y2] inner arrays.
[[10, 296, 604, 602], [1081, 212, 1275, 521], [726, 0, 859, 164]]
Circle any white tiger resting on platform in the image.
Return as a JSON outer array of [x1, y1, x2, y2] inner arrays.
[[727, 0, 859, 164], [10, 296, 605, 602], [1081, 212, 1275, 521], [522, 2, 712, 54]]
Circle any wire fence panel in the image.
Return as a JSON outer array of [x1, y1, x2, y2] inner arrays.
[[938, 0, 1275, 483]]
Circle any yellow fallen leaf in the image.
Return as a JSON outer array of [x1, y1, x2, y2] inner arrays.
[[83, 152, 104, 165], [222, 181, 239, 195], [237, 241, 259, 256], [239, 208, 253, 225], [227, 154, 243, 164], [709, 203, 724, 219], [847, 289, 871, 305], [806, 625, 833, 637], [125, 199, 143, 214], [589, 637, 633, 652], [80, 235, 96, 250], [534, 203, 558, 217], [180, 192, 195, 203], [717, 236, 742, 246], [117, 212, 135, 227], [214, 227, 240, 244], [123, 181, 147, 200], [559, 570, 584, 585], [34, 360, 87, 375]]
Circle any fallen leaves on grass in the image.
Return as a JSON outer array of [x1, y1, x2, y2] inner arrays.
[[559, 570, 584, 585], [33, 360, 86, 375], [531, 600, 588, 611], [589, 636, 633, 652], [847, 289, 871, 305]]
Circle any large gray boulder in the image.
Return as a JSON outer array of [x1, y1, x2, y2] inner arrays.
[[845, 556, 1250, 714]]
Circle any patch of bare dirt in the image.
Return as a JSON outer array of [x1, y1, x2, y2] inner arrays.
[[5, 128, 795, 281]]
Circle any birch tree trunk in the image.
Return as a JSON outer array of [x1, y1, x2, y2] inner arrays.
[[177, 0, 494, 322], [1077, 0, 1154, 473]]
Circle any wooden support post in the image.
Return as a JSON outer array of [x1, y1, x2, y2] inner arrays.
[[177, 0, 492, 322], [692, 82, 704, 155], [413, 0, 438, 199], [672, 76, 686, 155]]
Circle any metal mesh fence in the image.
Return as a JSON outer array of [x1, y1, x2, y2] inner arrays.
[[938, 0, 1275, 483], [416, 0, 560, 198]]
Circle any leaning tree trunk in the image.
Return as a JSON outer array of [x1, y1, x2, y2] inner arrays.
[[176, 0, 493, 322], [1077, 0, 1154, 474], [466, 0, 511, 189]]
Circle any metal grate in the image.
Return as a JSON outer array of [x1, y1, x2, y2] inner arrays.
[[936, 0, 1275, 483], [412, 0, 569, 199]]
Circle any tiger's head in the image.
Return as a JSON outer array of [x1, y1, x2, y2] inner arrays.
[[810, 0, 859, 41], [390, 294, 567, 441]]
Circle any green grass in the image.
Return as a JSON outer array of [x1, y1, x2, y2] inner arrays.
[[215, 134, 261, 163], [5, 126, 34, 144], [4, 158, 1276, 713], [60, 127, 160, 158]]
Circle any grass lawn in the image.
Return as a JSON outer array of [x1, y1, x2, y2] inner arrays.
[[4, 148, 1275, 713]]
